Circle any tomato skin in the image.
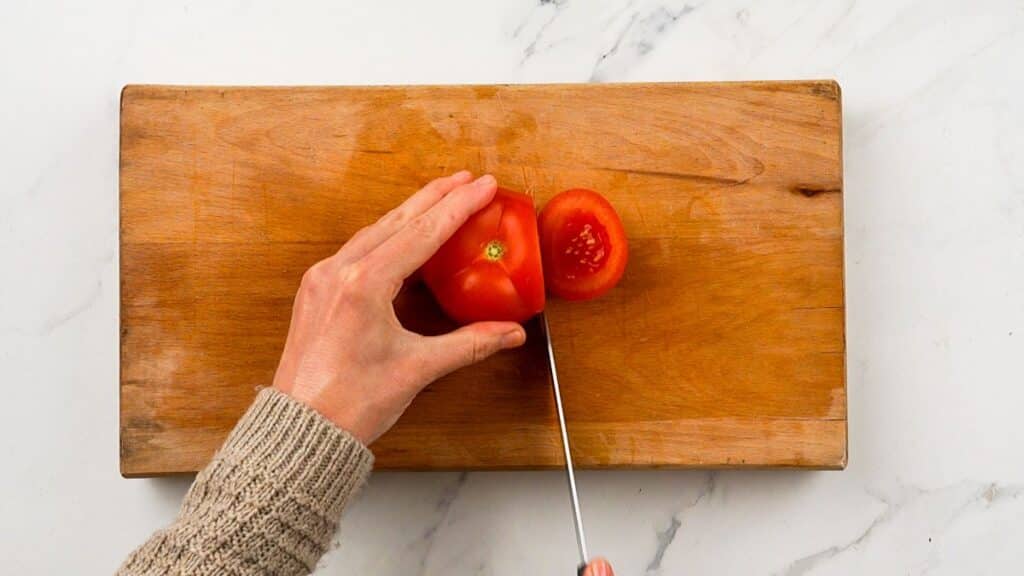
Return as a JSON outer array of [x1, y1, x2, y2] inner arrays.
[[422, 188, 546, 324], [538, 188, 628, 301]]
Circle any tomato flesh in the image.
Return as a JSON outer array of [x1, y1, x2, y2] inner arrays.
[[539, 188, 627, 301], [421, 188, 545, 324], [554, 213, 612, 280]]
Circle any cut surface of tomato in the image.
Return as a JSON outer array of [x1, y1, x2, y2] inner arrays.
[[539, 188, 628, 301]]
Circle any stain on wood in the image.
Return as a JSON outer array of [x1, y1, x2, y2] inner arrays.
[[119, 81, 846, 477]]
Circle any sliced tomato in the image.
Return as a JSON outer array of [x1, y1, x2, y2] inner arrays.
[[538, 188, 628, 301], [421, 187, 546, 324]]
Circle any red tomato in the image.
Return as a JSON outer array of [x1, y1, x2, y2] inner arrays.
[[538, 188, 628, 301], [421, 187, 546, 324]]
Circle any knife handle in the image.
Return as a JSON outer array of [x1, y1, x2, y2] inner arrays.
[[577, 562, 587, 576]]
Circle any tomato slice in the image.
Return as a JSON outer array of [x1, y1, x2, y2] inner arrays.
[[538, 188, 628, 301], [421, 187, 546, 324]]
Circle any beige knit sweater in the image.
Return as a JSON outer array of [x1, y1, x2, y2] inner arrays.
[[117, 388, 375, 575]]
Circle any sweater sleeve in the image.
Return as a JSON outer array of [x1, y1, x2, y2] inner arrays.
[[117, 388, 375, 576]]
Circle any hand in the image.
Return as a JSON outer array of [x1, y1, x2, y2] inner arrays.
[[582, 558, 614, 576], [273, 171, 527, 444]]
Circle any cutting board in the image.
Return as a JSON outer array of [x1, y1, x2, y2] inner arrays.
[[120, 81, 845, 477]]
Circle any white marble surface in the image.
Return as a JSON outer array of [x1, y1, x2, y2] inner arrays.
[[3, 0, 1023, 574]]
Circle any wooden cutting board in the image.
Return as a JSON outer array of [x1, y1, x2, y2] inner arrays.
[[120, 81, 845, 477]]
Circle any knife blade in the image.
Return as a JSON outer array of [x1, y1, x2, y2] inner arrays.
[[542, 313, 589, 573]]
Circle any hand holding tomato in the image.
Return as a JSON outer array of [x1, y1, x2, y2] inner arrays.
[[273, 168, 628, 443], [273, 172, 527, 444]]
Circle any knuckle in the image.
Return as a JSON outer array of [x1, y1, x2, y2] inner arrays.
[[338, 262, 374, 295], [408, 214, 436, 237], [346, 226, 370, 246], [467, 335, 492, 365], [300, 262, 330, 293], [381, 207, 407, 227], [442, 207, 462, 229]]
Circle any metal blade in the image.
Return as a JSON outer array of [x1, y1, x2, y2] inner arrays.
[[542, 313, 589, 567]]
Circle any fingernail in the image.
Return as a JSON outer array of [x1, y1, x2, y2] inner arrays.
[[502, 328, 525, 348], [452, 170, 472, 180], [474, 174, 496, 187]]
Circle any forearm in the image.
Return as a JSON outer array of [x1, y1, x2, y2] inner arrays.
[[117, 388, 374, 576]]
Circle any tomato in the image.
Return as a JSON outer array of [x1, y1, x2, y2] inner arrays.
[[421, 187, 546, 324], [538, 188, 628, 301]]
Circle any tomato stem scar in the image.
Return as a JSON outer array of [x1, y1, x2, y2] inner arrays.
[[484, 240, 505, 261]]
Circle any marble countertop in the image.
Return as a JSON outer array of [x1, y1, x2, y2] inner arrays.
[[3, 1, 1023, 574]]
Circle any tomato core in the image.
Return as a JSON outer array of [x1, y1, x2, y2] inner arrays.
[[556, 214, 611, 280], [484, 240, 506, 261]]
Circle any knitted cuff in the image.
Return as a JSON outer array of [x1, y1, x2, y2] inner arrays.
[[216, 387, 375, 521]]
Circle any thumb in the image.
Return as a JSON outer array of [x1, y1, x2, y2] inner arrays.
[[418, 321, 526, 380]]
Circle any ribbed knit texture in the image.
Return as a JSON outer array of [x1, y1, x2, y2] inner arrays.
[[117, 388, 375, 576]]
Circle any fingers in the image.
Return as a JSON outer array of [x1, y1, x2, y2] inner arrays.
[[367, 174, 498, 284], [413, 321, 526, 384], [335, 170, 474, 265], [582, 558, 614, 576]]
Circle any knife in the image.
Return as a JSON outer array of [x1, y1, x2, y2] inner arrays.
[[542, 313, 590, 575]]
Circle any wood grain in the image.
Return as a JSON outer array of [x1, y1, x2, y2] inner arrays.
[[119, 82, 846, 476]]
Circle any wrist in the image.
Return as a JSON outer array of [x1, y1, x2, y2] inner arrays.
[[274, 383, 377, 444]]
